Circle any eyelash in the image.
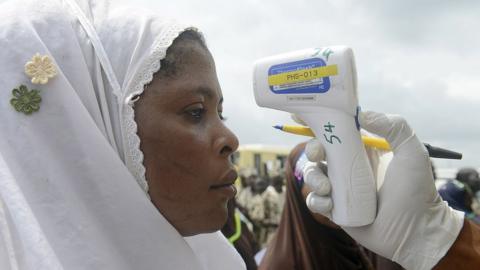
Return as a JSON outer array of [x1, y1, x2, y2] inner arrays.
[[187, 108, 226, 121], [218, 110, 226, 121], [188, 108, 204, 120]]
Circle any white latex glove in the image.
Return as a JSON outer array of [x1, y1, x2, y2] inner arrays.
[[303, 111, 464, 270]]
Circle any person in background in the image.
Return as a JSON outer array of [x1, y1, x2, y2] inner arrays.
[[259, 142, 403, 270], [237, 172, 256, 211], [261, 175, 282, 245], [240, 175, 278, 247], [271, 173, 286, 218], [455, 167, 480, 214], [456, 167, 480, 199], [438, 180, 480, 224]]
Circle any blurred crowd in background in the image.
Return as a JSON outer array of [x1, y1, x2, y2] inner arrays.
[[221, 144, 480, 269]]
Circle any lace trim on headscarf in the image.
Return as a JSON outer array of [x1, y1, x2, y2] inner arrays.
[[122, 24, 202, 194]]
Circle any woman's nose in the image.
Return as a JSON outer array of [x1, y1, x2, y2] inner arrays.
[[215, 124, 239, 158]]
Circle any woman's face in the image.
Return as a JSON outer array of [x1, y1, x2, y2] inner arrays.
[[135, 39, 239, 236]]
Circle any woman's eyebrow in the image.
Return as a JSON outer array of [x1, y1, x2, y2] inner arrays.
[[192, 87, 214, 98], [191, 87, 223, 104]]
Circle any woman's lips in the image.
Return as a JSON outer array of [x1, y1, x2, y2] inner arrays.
[[210, 184, 237, 198], [210, 184, 237, 193], [210, 169, 238, 198]]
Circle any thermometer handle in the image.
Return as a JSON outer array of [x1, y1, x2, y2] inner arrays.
[[301, 108, 377, 226]]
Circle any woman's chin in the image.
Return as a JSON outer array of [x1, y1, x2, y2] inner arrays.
[[177, 207, 229, 236]]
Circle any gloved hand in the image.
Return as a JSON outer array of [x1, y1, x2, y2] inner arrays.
[[302, 111, 464, 270]]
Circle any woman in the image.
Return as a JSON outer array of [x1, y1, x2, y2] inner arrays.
[[0, 1, 478, 269], [0, 0, 242, 269], [259, 143, 403, 270]]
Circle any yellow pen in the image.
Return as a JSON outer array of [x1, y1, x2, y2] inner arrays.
[[273, 125, 463, 159], [274, 125, 391, 150]]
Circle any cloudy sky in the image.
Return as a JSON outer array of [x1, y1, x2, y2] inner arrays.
[[128, 0, 479, 170], [4, 0, 480, 170], [133, 0, 480, 170]]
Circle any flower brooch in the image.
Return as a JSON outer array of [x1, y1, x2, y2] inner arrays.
[[10, 85, 42, 115], [10, 53, 57, 115]]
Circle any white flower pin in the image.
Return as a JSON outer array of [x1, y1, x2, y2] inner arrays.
[[24, 53, 57, 85]]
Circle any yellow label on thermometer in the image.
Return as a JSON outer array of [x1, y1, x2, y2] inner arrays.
[[268, 65, 338, 86]]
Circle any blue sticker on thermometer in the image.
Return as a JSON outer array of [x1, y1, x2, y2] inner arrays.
[[267, 58, 338, 94]]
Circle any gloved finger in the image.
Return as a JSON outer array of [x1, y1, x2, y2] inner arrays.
[[291, 114, 308, 126], [305, 138, 326, 163], [306, 192, 333, 215], [360, 110, 428, 166], [359, 111, 423, 151], [304, 161, 331, 195]]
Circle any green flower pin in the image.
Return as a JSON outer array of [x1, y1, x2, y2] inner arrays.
[[10, 53, 57, 115], [10, 85, 42, 115]]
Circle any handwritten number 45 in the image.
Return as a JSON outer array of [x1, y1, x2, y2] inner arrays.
[[323, 122, 342, 144]]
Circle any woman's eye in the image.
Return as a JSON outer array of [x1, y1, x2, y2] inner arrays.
[[188, 108, 205, 120]]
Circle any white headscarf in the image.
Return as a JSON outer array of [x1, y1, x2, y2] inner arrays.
[[0, 0, 245, 269]]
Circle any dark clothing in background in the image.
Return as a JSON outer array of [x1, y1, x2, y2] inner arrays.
[[222, 199, 259, 270]]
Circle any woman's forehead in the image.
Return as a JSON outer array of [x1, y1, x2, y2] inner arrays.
[[148, 44, 222, 100], [144, 75, 223, 112], [160, 39, 213, 77], [162, 84, 224, 105]]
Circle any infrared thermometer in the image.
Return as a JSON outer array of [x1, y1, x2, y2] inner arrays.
[[253, 47, 376, 226]]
